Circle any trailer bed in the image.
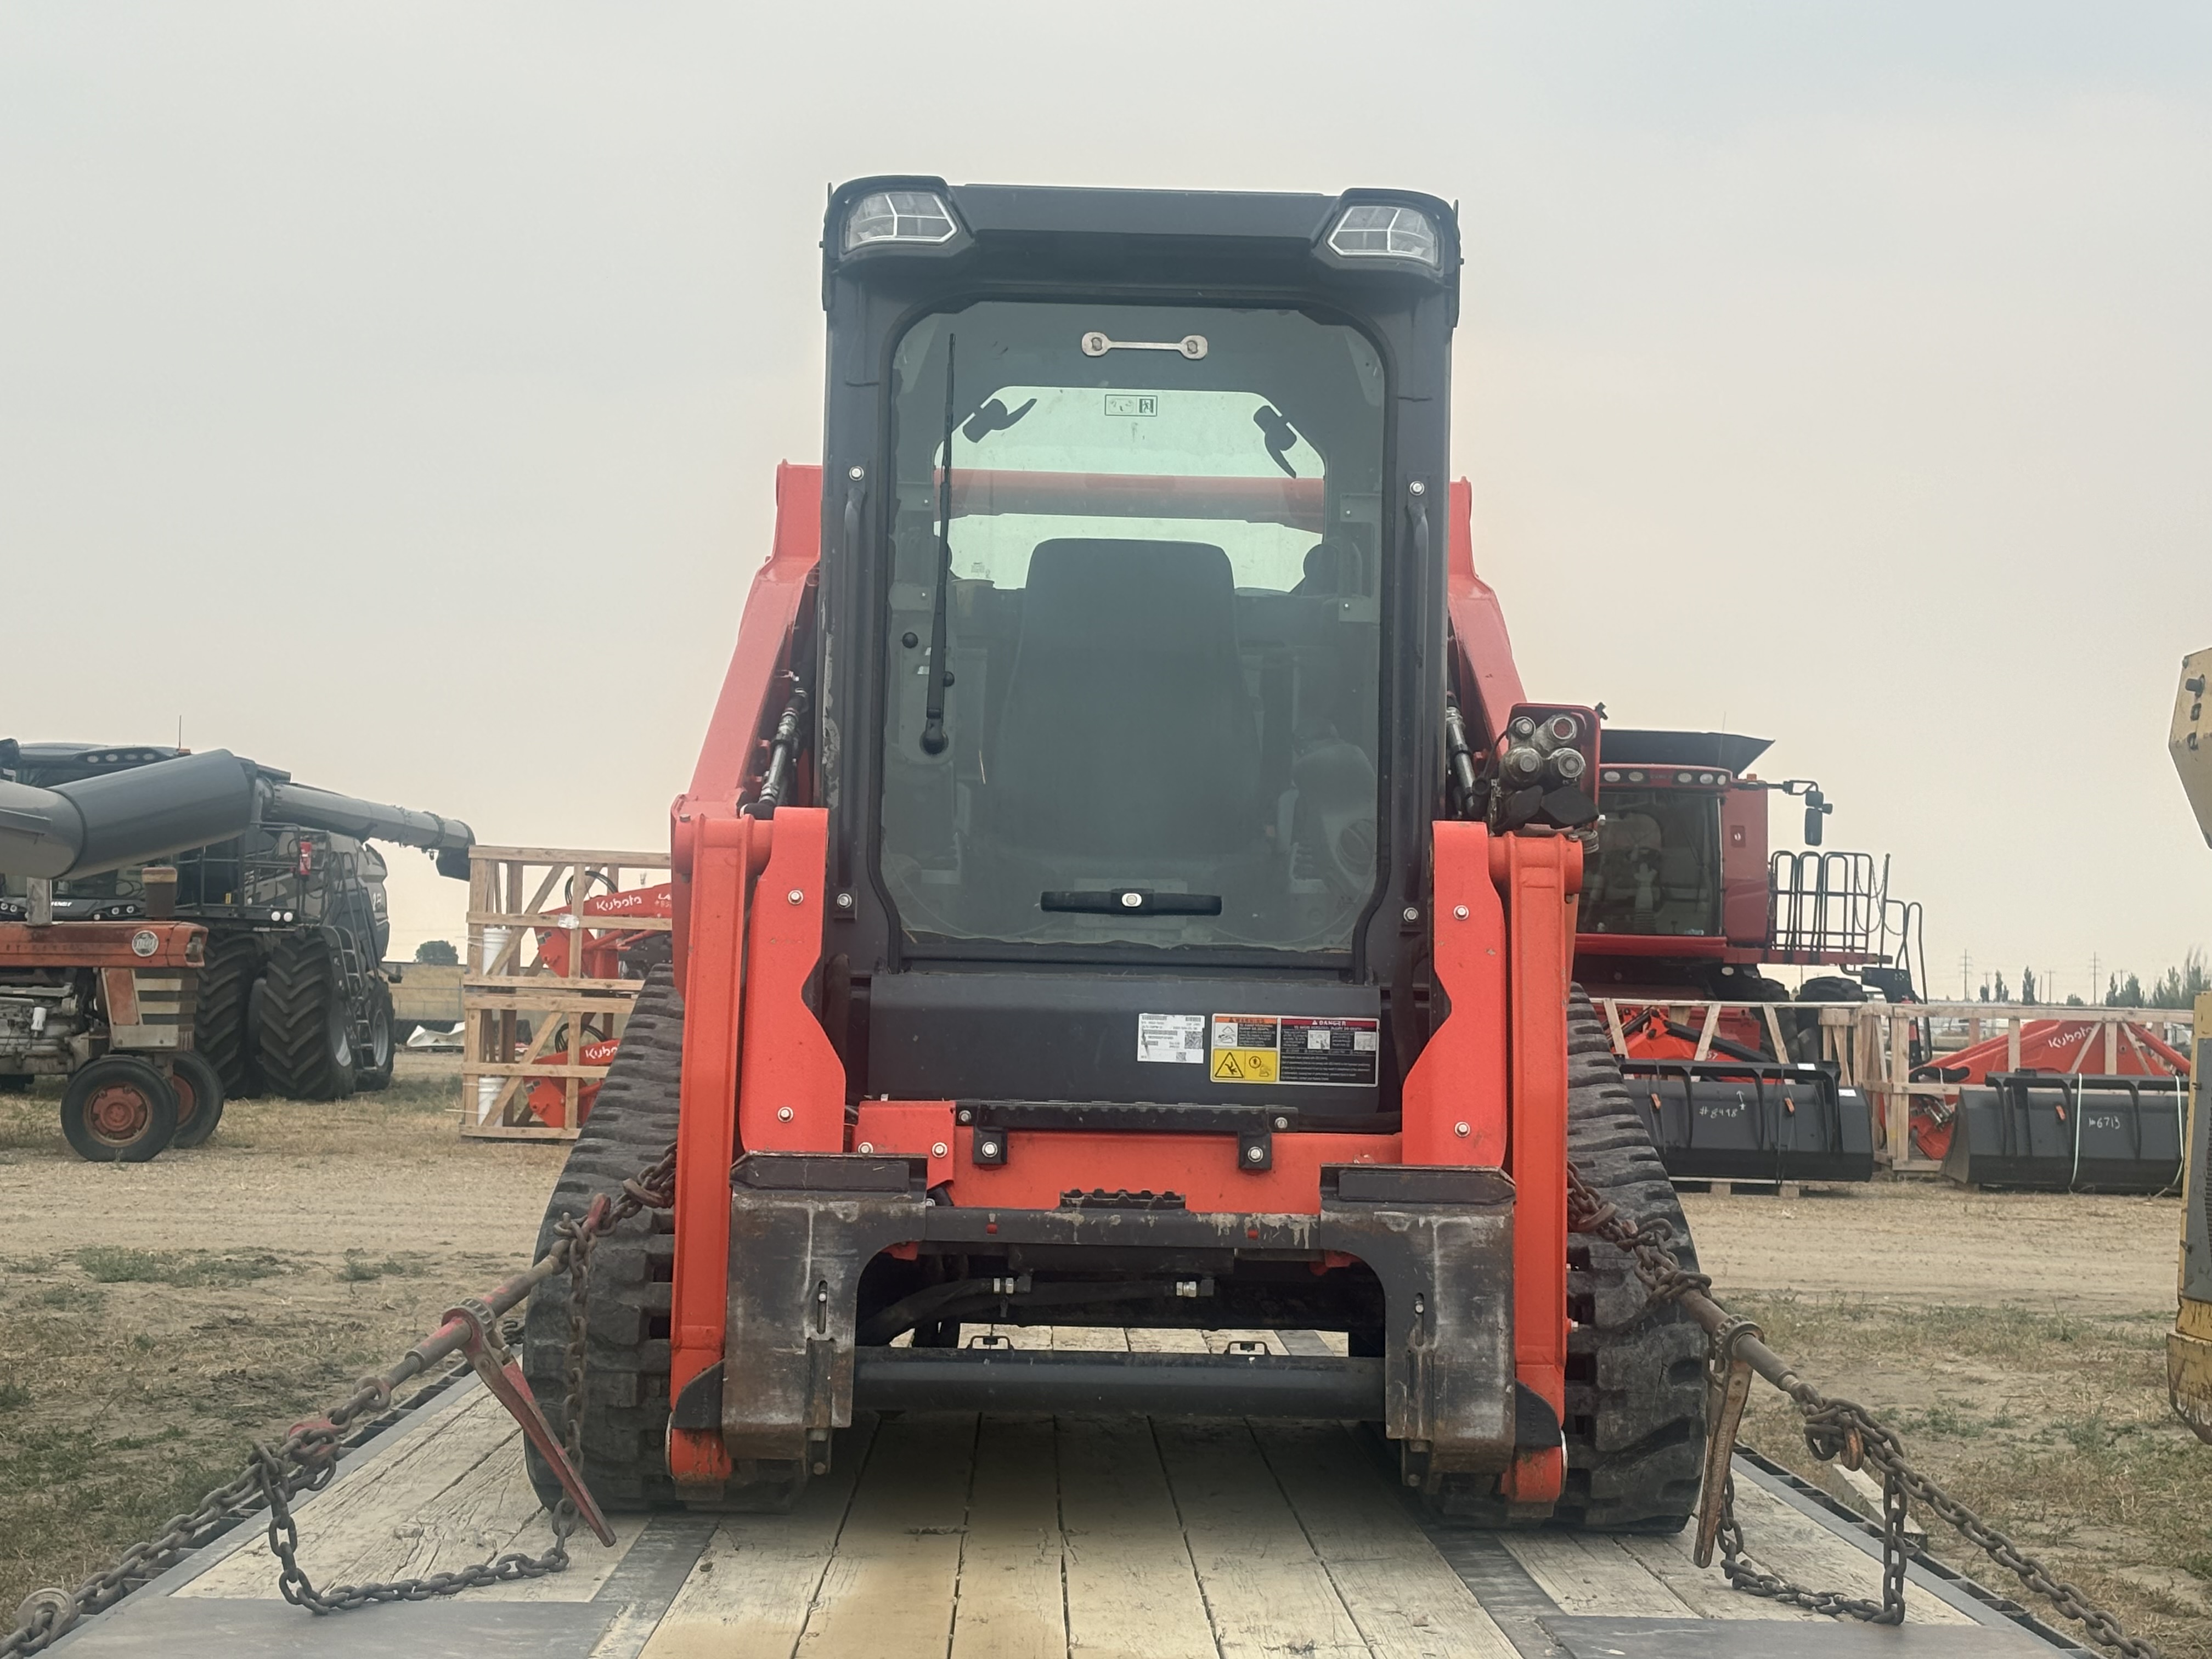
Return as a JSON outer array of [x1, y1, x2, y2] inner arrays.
[[52, 1329, 2074, 1659]]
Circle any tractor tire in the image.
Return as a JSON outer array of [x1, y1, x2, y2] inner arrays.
[[1788, 975, 1866, 1064], [520, 965, 803, 1514], [1426, 988, 1707, 1532], [1730, 973, 1793, 1058], [255, 929, 357, 1101], [355, 978, 396, 1092], [60, 1056, 178, 1162], [194, 932, 264, 1098], [168, 1049, 227, 1148]]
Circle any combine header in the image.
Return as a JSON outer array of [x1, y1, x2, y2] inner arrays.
[[517, 179, 1708, 1528]]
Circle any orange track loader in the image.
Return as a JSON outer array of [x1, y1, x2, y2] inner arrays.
[[521, 180, 1705, 1528]]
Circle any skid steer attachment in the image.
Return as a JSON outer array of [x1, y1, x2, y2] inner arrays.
[[524, 180, 1705, 1530]]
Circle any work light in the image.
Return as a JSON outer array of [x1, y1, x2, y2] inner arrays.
[[844, 190, 958, 252], [1327, 204, 1440, 267]]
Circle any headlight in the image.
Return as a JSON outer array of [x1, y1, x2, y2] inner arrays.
[[844, 190, 958, 252], [131, 929, 159, 957], [1327, 204, 1440, 268]]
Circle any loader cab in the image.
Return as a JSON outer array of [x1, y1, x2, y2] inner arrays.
[[816, 180, 1459, 1108]]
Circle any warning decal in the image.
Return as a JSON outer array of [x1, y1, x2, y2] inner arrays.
[[1278, 1016, 1381, 1086], [1211, 1014, 1380, 1086], [1210, 1014, 1279, 1084]]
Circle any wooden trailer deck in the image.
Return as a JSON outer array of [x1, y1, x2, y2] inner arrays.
[[50, 1330, 2076, 1659]]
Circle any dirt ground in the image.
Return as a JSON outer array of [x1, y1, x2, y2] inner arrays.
[[1683, 1181, 2207, 1655], [2, 1070, 2205, 1650]]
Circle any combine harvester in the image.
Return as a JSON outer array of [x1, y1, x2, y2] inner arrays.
[[1575, 729, 1911, 1188], [0, 747, 473, 1158], [13, 182, 2153, 1659]]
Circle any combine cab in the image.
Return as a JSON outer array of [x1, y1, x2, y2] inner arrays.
[[522, 181, 1706, 1528]]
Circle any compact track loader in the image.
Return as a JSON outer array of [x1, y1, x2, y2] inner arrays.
[[523, 180, 1706, 1527]]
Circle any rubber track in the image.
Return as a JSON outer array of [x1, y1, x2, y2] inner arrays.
[[1559, 985, 1707, 1531], [520, 966, 687, 1511], [193, 932, 263, 1098], [254, 929, 353, 1101], [1427, 986, 1707, 1531]]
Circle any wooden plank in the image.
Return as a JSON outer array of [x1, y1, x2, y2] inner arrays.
[[179, 1392, 640, 1603], [1057, 1416, 1216, 1659], [464, 973, 646, 994], [466, 912, 672, 931], [638, 1417, 877, 1659], [950, 1418, 1066, 1659], [473, 845, 670, 866], [1696, 1475, 1975, 1624], [1499, 1532, 1692, 1618], [1255, 1423, 1520, 1658], [1155, 1419, 1368, 1658], [1125, 1326, 1209, 1354], [796, 1414, 976, 1659], [1048, 1325, 1130, 1351], [1616, 1535, 1827, 1622], [459, 990, 647, 1011]]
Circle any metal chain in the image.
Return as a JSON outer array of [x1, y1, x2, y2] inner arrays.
[[3, 1146, 675, 1655], [1566, 1166, 2164, 1659]]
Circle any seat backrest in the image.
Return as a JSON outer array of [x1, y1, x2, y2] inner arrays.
[[990, 538, 1260, 858]]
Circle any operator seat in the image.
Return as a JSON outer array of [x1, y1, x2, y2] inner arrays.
[[990, 538, 1262, 858]]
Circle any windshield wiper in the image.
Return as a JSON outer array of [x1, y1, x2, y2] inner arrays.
[[1040, 889, 1223, 917], [919, 335, 958, 755]]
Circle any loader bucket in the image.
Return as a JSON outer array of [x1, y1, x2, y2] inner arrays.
[[1940, 1072, 2190, 1193]]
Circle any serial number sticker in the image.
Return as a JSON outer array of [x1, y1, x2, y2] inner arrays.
[[1137, 1012, 1206, 1065]]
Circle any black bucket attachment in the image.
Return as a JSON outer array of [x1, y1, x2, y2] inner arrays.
[[1620, 1060, 1875, 1184], [1941, 1072, 2188, 1193]]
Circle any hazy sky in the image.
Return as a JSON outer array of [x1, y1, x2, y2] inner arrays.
[[4, 3, 2208, 1002]]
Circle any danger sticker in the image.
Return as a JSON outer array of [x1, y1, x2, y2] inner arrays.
[[1210, 1013, 1378, 1086], [1137, 1012, 1206, 1065], [1278, 1016, 1381, 1086]]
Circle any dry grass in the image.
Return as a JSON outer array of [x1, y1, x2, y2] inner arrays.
[[3, 1076, 2206, 1647], [1729, 1293, 2211, 1656], [0, 1054, 566, 1620]]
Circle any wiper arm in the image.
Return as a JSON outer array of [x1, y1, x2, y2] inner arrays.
[[1040, 889, 1223, 917], [919, 335, 957, 755]]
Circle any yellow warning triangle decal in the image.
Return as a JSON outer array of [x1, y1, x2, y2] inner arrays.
[[1214, 1051, 1243, 1079]]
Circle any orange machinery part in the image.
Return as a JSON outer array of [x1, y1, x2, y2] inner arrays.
[[533, 883, 673, 981], [1910, 1017, 2192, 1161], [662, 467, 1581, 1504]]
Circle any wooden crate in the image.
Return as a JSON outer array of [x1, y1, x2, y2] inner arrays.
[[460, 845, 672, 1140]]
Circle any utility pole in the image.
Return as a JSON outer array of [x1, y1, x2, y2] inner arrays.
[[1959, 949, 1972, 1001]]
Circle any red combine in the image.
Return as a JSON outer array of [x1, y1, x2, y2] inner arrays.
[[519, 180, 1708, 1530]]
